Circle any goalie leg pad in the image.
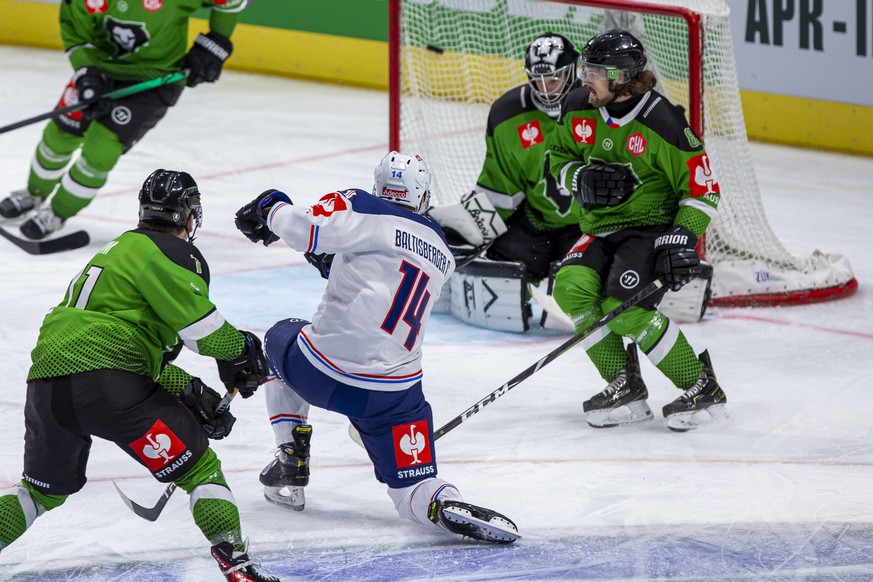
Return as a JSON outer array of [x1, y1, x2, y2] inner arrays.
[[426, 191, 507, 247], [449, 259, 529, 333]]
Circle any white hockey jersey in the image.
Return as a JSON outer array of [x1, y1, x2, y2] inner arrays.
[[267, 188, 455, 392]]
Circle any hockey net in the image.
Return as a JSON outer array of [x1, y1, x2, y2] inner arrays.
[[389, 0, 856, 307]]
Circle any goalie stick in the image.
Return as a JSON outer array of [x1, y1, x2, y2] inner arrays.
[[115, 389, 237, 521], [0, 224, 90, 255], [349, 277, 666, 446]]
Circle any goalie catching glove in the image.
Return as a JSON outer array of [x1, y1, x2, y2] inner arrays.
[[216, 331, 269, 398], [654, 226, 701, 292], [235, 189, 292, 246], [572, 162, 637, 209], [179, 378, 236, 440]]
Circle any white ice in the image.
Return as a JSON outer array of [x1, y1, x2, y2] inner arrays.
[[1, 45, 873, 582]]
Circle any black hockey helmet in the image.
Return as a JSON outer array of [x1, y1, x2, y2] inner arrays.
[[138, 169, 202, 229], [524, 32, 580, 115], [580, 29, 647, 83]]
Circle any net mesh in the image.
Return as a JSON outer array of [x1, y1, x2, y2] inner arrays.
[[395, 0, 855, 304]]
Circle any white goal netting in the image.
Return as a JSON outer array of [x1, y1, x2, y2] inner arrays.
[[391, 0, 856, 306]]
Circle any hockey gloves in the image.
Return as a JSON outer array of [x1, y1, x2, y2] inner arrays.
[[180, 378, 236, 440], [216, 331, 269, 398], [182, 32, 233, 87], [654, 226, 701, 291], [235, 189, 292, 246], [74, 66, 112, 120], [572, 162, 637, 209], [304, 251, 334, 279]]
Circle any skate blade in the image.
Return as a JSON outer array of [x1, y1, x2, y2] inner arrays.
[[442, 506, 521, 544], [263, 485, 305, 511], [586, 400, 654, 428], [666, 403, 730, 432]]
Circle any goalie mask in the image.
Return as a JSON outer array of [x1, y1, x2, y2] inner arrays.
[[524, 32, 580, 118], [579, 29, 647, 87], [139, 169, 203, 236], [372, 151, 431, 214]]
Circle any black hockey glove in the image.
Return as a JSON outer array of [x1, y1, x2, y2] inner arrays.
[[654, 226, 701, 292], [572, 162, 637, 209], [179, 378, 236, 440], [216, 331, 269, 398], [304, 251, 334, 279], [182, 32, 233, 87], [235, 189, 292, 246], [74, 66, 112, 120]]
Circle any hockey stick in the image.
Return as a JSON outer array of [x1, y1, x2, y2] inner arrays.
[[114, 388, 237, 521], [0, 71, 187, 136], [348, 277, 666, 446], [432, 277, 665, 439]]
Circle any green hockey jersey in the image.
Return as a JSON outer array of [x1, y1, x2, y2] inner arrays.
[[549, 89, 720, 237], [475, 85, 580, 231], [61, 0, 246, 81], [28, 229, 242, 383]]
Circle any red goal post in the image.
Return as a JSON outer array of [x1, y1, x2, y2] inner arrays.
[[388, 0, 857, 307]]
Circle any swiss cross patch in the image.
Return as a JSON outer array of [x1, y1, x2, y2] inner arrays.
[[128, 420, 188, 473], [392, 420, 432, 468], [686, 153, 720, 198], [84, 0, 108, 14], [517, 121, 544, 148], [310, 191, 349, 217], [143, 0, 162, 12], [626, 133, 646, 156]]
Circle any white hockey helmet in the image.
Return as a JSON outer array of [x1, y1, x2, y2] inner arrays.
[[372, 151, 431, 214]]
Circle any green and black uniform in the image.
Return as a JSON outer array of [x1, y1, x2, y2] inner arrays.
[[476, 84, 582, 280], [28, 0, 246, 220], [549, 88, 720, 388], [0, 229, 250, 552]]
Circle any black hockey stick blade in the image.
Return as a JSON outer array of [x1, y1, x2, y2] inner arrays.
[[433, 277, 666, 439], [114, 481, 177, 522], [0, 225, 89, 254]]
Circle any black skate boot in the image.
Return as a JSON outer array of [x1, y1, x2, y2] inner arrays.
[[662, 349, 728, 432], [211, 541, 280, 582], [259, 424, 311, 511], [583, 343, 653, 428], [428, 500, 520, 544], [20, 206, 64, 240], [0, 190, 38, 219]]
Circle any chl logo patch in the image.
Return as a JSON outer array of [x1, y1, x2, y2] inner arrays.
[[571, 118, 595, 144], [392, 420, 432, 468], [626, 133, 646, 157], [310, 191, 349, 217], [143, 0, 162, 12], [129, 419, 188, 472], [517, 120, 543, 148], [686, 153, 720, 198]]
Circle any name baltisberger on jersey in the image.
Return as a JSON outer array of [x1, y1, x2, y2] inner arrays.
[[394, 229, 451, 275]]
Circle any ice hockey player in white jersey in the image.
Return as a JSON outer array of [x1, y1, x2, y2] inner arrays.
[[234, 151, 519, 544]]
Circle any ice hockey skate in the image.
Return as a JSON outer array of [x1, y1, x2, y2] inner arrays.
[[662, 349, 728, 432], [20, 206, 64, 240], [259, 424, 311, 511], [211, 540, 280, 582], [0, 190, 39, 219], [428, 500, 520, 544], [583, 343, 653, 428]]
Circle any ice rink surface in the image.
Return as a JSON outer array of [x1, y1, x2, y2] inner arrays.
[[1, 46, 873, 581]]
